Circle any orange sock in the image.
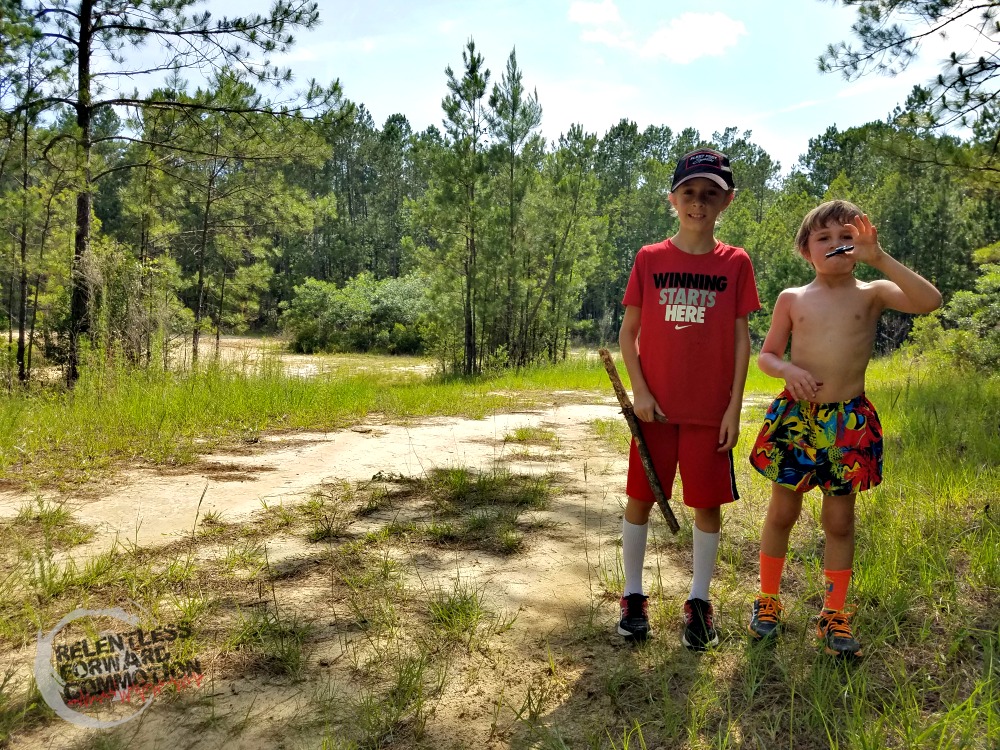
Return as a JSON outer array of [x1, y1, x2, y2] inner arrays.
[[823, 569, 852, 611], [759, 553, 786, 597]]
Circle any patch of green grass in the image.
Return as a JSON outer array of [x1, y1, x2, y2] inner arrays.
[[589, 417, 631, 454], [26, 550, 74, 602], [222, 540, 267, 577], [227, 605, 313, 679], [338, 653, 438, 748], [9, 497, 93, 549], [426, 576, 515, 653], [0, 670, 53, 747], [357, 467, 554, 553], [428, 577, 487, 643], [301, 483, 353, 541], [15, 496, 71, 529], [332, 547, 405, 637], [427, 466, 553, 511], [504, 426, 561, 449]]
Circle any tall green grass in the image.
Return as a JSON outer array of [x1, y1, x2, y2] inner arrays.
[[572, 353, 1000, 749], [0, 352, 611, 487]]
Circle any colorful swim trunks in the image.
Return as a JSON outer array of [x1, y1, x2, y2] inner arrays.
[[749, 391, 883, 495]]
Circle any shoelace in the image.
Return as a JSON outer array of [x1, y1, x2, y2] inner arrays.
[[756, 597, 781, 623], [821, 611, 854, 639]]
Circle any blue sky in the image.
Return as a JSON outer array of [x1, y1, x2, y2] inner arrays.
[[254, 0, 975, 171]]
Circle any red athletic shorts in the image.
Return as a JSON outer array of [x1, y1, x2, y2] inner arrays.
[[625, 422, 739, 509]]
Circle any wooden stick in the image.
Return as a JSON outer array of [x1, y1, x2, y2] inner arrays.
[[598, 347, 680, 533]]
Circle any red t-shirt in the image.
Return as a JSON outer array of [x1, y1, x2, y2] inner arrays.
[[622, 239, 760, 427]]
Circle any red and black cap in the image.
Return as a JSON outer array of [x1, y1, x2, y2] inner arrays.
[[670, 148, 734, 192]]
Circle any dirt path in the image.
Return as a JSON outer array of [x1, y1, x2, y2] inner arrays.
[[8, 396, 691, 749], [4, 402, 625, 555]]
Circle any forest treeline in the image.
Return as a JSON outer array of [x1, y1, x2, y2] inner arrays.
[[2, 1, 999, 383]]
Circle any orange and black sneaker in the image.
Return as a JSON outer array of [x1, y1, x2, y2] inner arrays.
[[817, 609, 862, 658], [748, 595, 783, 640]]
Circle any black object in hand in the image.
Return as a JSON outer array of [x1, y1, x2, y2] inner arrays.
[[825, 245, 854, 258]]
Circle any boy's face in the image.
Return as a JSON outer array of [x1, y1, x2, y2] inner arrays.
[[668, 177, 733, 229], [802, 219, 857, 273]]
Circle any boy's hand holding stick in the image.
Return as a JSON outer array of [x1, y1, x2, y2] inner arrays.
[[598, 347, 680, 534]]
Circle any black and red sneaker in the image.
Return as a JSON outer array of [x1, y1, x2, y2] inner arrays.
[[682, 597, 719, 651], [618, 593, 651, 639]]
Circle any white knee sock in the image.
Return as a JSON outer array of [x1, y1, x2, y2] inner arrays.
[[689, 526, 720, 601], [622, 519, 648, 596]]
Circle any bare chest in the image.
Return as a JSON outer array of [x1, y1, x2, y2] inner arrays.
[[789, 288, 879, 349]]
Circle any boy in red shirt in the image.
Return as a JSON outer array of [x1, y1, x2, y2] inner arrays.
[[618, 148, 760, 649], [747, 199, 941, 657]]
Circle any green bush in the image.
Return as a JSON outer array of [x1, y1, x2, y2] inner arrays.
[[280, 273, 431, 354], [907, 260, 1000, 372]]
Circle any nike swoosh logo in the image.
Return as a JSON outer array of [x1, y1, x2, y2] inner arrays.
[[674, 324, 693, 330]]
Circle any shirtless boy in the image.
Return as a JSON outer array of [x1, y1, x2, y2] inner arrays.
[[747, 199, 942, 657]]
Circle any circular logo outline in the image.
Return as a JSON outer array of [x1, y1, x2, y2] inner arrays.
[[34, 607, 155, 729]]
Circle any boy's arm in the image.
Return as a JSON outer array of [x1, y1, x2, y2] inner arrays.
[[619, 305, 663, 423], [848, 214, 943, 313], [718, 316, 750, 452], [867, 254, 943, 314], [758, 291, 823, 401]]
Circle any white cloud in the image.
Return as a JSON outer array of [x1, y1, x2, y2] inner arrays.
[[769, 98, 824, 115], [568, 0, 622, 27], [639, 12, 747, 62], [534, 75, 643, 143], [835, 75, 902, 99], [580, 28, 631, 49], [274, 46, 321, 64], [571, 9, 746, 63]]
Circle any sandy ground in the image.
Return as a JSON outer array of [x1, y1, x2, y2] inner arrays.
[[4, 343, 693, 749]]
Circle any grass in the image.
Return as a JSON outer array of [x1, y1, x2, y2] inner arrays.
[[0, 349, 607, 489], [505, 425, 561, 449], [7, 497, 93, 551], [426, 574, 514, 651], [591, 416, 633, 454], [567, 354, 1000, 750], [226, 605, 313, 679], [367, 466, 555, 553], [0, 670, 52, 747], [300, 483, 354, 541], [2, 348, 998, 748]]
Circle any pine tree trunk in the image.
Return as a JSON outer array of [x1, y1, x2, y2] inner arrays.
[[68, 0, 95, 386]]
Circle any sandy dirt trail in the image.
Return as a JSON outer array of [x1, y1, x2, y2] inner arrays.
[[7, 389, 691, 750]]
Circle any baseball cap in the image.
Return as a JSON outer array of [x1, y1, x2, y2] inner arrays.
[[670, 148, 734, 192]]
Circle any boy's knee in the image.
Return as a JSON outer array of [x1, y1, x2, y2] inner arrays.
[[624, 497, 654, 524], [768, 504, 802, 530], [766, 486, 803, 529], [821, 508, 855, 538], [693, 506, 721, 533]]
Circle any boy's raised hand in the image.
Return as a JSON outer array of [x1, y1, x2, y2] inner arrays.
[[844, 213, 884, 266]]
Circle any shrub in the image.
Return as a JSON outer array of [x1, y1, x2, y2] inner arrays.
[[280, 273, 431, 354], [907, 260, 1000, 373]]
